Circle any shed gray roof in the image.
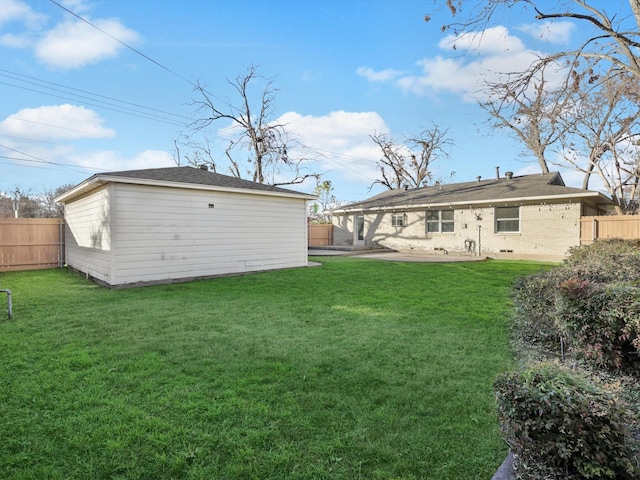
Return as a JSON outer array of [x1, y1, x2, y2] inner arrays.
[[333, 172, 612, 213], [56, 166, 316, 203]]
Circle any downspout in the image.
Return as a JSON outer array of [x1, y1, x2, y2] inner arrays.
[[1, 289, 12, 319]]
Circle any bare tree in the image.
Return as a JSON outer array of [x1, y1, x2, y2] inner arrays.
[[0, 193, 13, 218], [370, 126, 454, 190], [480, 65, 575, 174], [41, 184, 75, 218], [6, 188, 40, 218], [437, 0, 640, 80], [0, 184, 74, 218], [370, 132, 407, 190], [308, 180, 339, 223], [557, 72, 640, 213], [435, 0, 640, 213], [177, 65, 319, 187]]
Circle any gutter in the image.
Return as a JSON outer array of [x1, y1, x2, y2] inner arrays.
[[55, 175, 317, 204], [332, 192, 611, 214]]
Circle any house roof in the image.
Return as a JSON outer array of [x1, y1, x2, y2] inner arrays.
[[55, 166, 317, 203], [332, 172, 612, 213]]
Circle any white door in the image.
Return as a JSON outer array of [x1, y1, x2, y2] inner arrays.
[[354, 214, 365, 246]]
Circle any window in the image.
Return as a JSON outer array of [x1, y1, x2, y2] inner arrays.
[[496, 206, 520, 232], [356, 214, 365, 241], [391, 214, 405, 227], [426, 210, 454, 233]]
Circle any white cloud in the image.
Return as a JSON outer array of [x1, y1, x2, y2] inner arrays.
[[61, 0, 92, 15], [518, 21, 575, 45], [438, 26, 527, 55], [277, 110, 388, 183], [188, 110, 389, 188], [71, 149, 174, 172], [0, 1, 139, 67], [0, 104, 116, 140], [0, 0, 46, 29], [0, 32, 31, 47], [356, 66, 402, 82], [280, 110, 387, 142], [393, 26, 545, 102], [406, 49, 541, 101], [355, 25, 566, 103], [35, 18, 140, 69]]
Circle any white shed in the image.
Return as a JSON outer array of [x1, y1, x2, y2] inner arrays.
[[55, 166, 316, 287]]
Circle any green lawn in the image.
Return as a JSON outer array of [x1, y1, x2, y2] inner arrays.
[[0, 257, 549, 479]]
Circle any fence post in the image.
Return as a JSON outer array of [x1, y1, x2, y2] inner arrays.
[[59, 219, 65, 267], [1, 289, 11, 319]]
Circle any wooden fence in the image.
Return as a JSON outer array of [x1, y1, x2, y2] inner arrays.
[[580, 215, 640, 245], [308, 223, 333, 247], [0, 218, 65, 271]]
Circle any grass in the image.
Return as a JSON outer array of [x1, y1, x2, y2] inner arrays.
[[0, 257, 550, 479]]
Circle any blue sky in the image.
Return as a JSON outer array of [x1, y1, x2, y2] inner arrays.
[[0, 0, 620, 203]]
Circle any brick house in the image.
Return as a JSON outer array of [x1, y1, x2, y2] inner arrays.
[[331, 172, 613, 259]]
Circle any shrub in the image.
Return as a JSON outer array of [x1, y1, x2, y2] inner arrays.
[[495, 363, 637, 480], [512, 240, 640, 369], [511, 266, 584, 353], [512, 272, 562, 349], [564, 240, 640, 284], [555, 280, 640, 369]]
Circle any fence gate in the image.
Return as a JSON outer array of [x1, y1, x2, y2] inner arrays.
[[0, 218, 65, 271], [308, 224, 334, 247]]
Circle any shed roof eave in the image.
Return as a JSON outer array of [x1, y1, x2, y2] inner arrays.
[[54, 177, 106, 204], [55, 174, 317, 204]]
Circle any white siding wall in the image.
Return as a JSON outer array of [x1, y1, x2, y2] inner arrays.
[[333, 202, 582, 258], [110, 184, 308, 286], [64, 185, 113, 283]]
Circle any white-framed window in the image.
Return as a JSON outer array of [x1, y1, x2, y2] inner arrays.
[[426, 210, 454, 233], [391, 214, 406, 227], [495, 206, 520, 232]]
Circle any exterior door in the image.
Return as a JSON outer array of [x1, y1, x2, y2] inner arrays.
[[354, 214, 365, 246]]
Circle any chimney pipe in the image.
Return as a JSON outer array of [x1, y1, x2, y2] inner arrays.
[[495, 166, 500, 179]]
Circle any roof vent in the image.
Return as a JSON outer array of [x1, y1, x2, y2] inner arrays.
[[505, 171, 513, 179], [476, 176, 481, 182], [403, 184, 409, 191], [495, 166, 500, 179], [199, 164, 209, 171]]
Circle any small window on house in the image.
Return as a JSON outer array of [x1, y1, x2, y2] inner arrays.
[[496, 206, 520, 232], [426, 210, 454, 233], [391, 214, 405, 227]]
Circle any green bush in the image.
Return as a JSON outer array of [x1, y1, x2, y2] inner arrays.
[[556, 280, 640, 369], [564, 239, 640, 283], [512, 272, 562, 349], [494, 363, 637, 479], [512, 240, 640, 369]]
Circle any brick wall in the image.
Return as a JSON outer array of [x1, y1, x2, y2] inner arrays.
[[333, 202, 581, 257]]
